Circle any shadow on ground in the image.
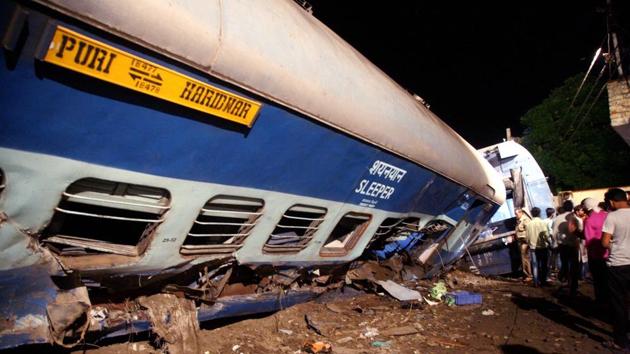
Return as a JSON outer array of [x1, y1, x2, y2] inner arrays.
[[500, 344, 544, 354], [510, 291, 610, 343]]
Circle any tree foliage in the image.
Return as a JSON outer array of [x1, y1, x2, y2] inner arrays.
[[521, 73, 630, 192]]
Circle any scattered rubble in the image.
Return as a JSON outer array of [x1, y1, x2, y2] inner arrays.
[[375, 280, 421, 301], [302, 340, 332, 353], [481, 309, 496, 316], [76, 267, 612, 354]]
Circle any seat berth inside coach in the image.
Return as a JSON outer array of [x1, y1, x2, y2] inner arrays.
[[263, 204, 327, 254]]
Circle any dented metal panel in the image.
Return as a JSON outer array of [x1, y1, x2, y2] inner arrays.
[[0, 265, 57, 349], [0, 1, 509, 348], [36, 0, 505, 204]]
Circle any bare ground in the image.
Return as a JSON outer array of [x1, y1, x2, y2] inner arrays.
[[73, 270, 615, 354]]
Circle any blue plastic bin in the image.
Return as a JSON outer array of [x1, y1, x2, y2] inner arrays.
[[445, 291, 482, 305]]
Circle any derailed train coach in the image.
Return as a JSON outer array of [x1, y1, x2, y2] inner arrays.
[[0, 0, 505, 348], [464, 141, 555, 276]]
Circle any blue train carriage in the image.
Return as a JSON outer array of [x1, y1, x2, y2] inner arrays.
[[465, 140, 555, 276], [0, 0, 505, 348]]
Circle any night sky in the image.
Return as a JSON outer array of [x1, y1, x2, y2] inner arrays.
[[307, 1, 629, 148]]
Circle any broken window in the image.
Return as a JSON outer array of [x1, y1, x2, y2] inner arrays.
[[365, 217, 420, 250], [42, 178, 171, 256], [180, 195, 264, 255], [320, 212, 371, 256], [263, 205, 327, 254], [391, 217, 421, 237], [409, 220, 453, 265], [368, 217, 404, 247]]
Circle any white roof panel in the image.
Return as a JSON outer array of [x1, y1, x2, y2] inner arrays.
[[38, 0, 505, 204]]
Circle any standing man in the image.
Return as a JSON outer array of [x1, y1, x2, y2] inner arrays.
[[582, 197, 608, 304], [554, 200, 581, 296], [526, 207, 551, 287], [553, 201, 573, 282], [515, 208, 532, 282], [546, 207, 558, 277], [602, 188, 630, 349]]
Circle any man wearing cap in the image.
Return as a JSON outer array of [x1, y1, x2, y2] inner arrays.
[[582, 197, 608, 304], [601, 188, 630, 349]]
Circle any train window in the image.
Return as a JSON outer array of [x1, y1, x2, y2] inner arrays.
[[365, 217, 420, 250], [412, 220, 454, 264], [263, 205, 327, 254], [180, 195, 264, 255], [393, 217, 421, 237], [367, 217, 404, 248], [320, 212, 371, 256], [42, 178, 171, 256]]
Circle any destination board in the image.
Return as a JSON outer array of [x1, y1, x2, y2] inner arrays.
[[43, 26, 261, 127]]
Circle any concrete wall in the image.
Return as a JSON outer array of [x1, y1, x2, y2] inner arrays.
[[555, 185, 630, 208], [607, 78, 630, 146]]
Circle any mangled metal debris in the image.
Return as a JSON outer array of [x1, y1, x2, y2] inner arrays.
[[138, 294, 200, 354], [375, 280, 422, 302], [0, 226, 485, 350], [47, 287, 91, 348]]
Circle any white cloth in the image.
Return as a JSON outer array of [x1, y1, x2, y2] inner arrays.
[[603, 208, 630, 267]]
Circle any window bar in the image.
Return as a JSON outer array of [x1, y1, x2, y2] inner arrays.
[[274, 224, 320, 230], [268, 234, 314, 239], [281, 215, 326, 221], [186, 232, 251, 237], [200, 208, 263, 215], [62, 192, 171, 210], [192, 220, 256, 226], [54, 207, 165, 223], [181, 244, 244, 249]]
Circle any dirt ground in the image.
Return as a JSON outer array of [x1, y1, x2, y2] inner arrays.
[[69, 270, 616, 354]]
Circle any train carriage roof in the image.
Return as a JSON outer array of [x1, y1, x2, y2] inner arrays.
[[37, 0, 505, 205]]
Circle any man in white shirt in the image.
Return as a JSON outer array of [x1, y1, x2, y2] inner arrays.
[[602, 188, 630, 349], [526, 207, 551, 287]]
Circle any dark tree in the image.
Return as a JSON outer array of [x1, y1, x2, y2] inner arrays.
[[520, 74, 630, 191]]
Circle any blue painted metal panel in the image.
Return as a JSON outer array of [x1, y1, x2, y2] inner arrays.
[[473, 247, 514, 276], [0, 12, 467, 215], [0, 265, 56, 349], [0, 4, 502, 350]]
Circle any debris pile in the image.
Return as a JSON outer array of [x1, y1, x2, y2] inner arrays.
[[33, 240, 499, 352]]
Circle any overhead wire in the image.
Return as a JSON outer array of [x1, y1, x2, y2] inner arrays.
[[548, 34, 606, 148], [563, 0, 611, 134], [561, 33, 627, 143], [568, 64, 607, 130], [563, 56, 625, 143], [565, 83, 608, 142], [571, 45, 603, 107], [556, 65, 604, 144], [549, 0, 627, 153]]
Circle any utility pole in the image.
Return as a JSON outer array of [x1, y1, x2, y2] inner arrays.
[[607, 0, 625, 78]]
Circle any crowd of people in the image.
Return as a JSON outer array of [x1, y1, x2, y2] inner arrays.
[[515, 188, 630, 350]]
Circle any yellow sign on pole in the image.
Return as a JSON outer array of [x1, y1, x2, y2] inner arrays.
[[43, 26, 262, 127]]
